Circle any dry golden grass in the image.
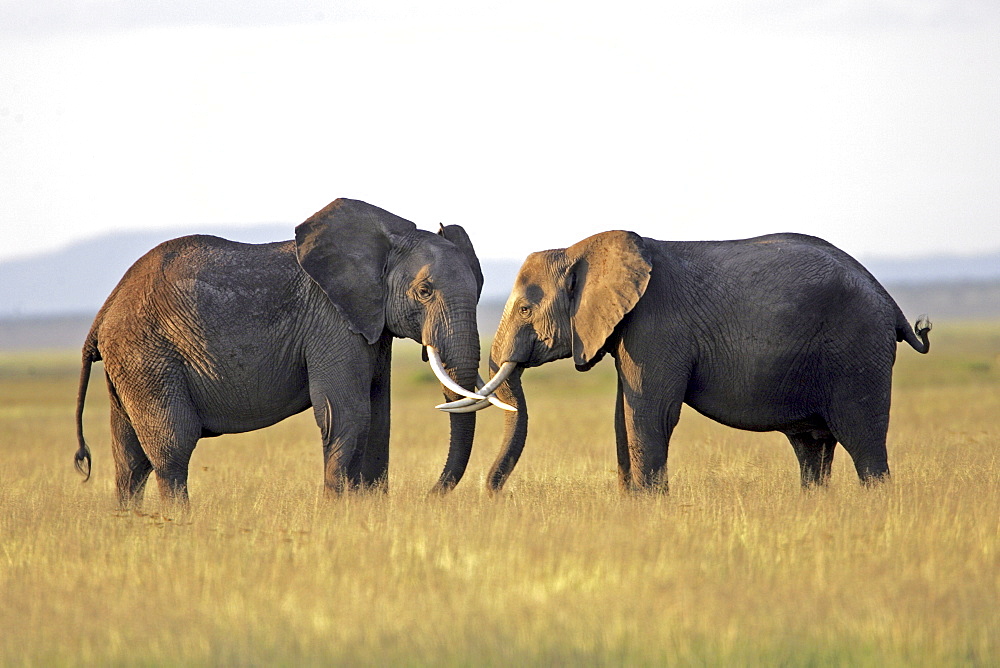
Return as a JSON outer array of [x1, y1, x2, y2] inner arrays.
[[1, 324, 998, 665]]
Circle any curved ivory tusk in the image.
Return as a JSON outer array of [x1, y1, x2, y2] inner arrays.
[[425, 346, 489, 401], [437, 397, 494, 413], [436, 396, 479, 409], [436, 395, 517, 412], [482, 396, 518, 412], [474, 371, 518, 411], [435, 376, 517, 412], [476, 362, 518, 397], [434, 365, 519, 412], [435, 366, 517, 408]]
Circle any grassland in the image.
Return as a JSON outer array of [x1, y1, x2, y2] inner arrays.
[[1, 323, 998, 665]]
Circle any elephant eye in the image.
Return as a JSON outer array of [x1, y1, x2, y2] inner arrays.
[[416, 283, 434, 301], [518, 305, 532, 318]]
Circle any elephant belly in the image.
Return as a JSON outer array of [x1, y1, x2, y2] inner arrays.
[[185, 363, 312, 435], [685, 374, 824, 433], [687, 397, 821, 433]]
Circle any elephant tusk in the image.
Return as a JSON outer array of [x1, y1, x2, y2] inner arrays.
[[481, 395, 518, 411], [436, 396, 480, 409], [434, 369, 518, 412], [425, 348, 519, 411], [435, 394, 517, 412], [485, 395, 518, 412], [433, 365, 519, 412], [425, 346, 491, 401], [474, 371, 517, 411], [436, 397, 494, 413], [476, 362, 518, 397]]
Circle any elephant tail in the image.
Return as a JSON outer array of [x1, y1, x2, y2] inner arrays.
[[74, 330, 100, 482], [897, 313, 932, 354]]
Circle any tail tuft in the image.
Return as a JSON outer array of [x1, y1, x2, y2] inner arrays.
[[910, 314, 932, 354], [75, 445, 92, 482]]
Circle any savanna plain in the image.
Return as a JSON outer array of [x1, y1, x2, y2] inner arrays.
[[1, 323, 998, 665]]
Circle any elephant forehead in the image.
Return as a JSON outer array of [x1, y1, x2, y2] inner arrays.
[[515, 282, 544, 302], [404, 254, 475, 289], [517, 250, 567, 286], [410, 263, 433, 281]]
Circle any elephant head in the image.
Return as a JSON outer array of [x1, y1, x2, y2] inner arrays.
[[295, 198, 486, 491], [472, 230, 652, 492]]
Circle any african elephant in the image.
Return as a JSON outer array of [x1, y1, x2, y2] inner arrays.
[[74, 198, 498, 507], [457, 231, 931, 492]]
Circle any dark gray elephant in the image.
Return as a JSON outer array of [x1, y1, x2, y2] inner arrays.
[[74, 198, 493, 507], [457, 231, 930, 492]]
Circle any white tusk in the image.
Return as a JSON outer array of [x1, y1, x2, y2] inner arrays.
[[436, 395, 517, 412], [434, 366, 517, 408], [485, 395, 518, 412], [433, 365, 519, 412], [476, 362, 518, 397], [436, 396, 483, 410], [437, 398, 494, 413], [425, 346, 489, 401], [475, 374, 517, 410]]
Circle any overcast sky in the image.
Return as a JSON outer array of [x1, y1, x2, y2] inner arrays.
[[2, 0, 998, 262]]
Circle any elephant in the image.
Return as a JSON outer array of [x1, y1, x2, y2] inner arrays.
[[73, 198, 502, 507], [455, 230, 931, 493]]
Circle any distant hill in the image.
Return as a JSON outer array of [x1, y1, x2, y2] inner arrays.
[[0, 225, 288, 318], [862, 252, 1000, 285], [0, 227, 997, 350]]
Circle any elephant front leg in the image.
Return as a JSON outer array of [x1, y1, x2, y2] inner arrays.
[[614, 376, 632, 491], [621, 391, 680, 494], [357, 336, 392, 492], [315, 395, 371, 496]]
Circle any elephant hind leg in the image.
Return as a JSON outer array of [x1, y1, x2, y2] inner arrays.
[[785, 429, 837, 488], [149, 434, 199, 506], [826, 396, 891, 485], [128, 402, 201, 507], [108, 385, 153, 509]]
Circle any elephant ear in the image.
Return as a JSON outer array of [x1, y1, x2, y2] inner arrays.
[[438, 223, 484, 299], [566, 230, 652, 367], [295, 198, 416, 344]]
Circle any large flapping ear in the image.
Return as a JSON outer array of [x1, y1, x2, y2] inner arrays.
[[295, 198, 416, 344], [438, 223, 484, 299], [566, 230, 652, 367]]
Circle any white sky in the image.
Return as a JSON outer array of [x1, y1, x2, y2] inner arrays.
[[1, 0, 999, 262]]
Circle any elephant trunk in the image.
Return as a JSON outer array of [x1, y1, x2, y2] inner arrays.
[[427, 309, 481, 493], [431, 409, 477, 493], [486, 363, 527, 494]]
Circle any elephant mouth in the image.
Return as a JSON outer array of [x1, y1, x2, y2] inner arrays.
[[426, 346, 518, 414], [512, 337, 568, 369]]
